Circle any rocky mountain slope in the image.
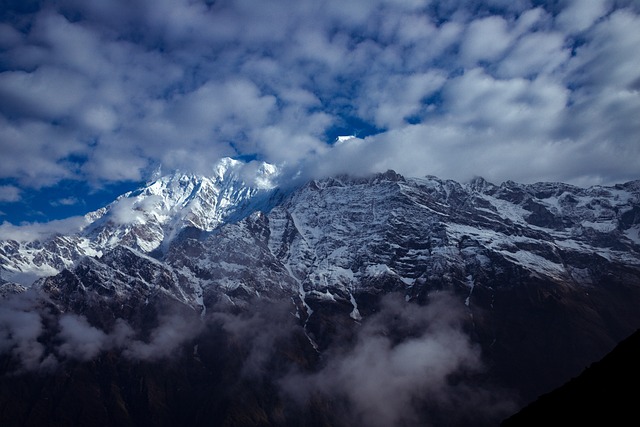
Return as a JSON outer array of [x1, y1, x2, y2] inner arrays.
[[1, 160, 639, 426], [502, 328, 640, 426]]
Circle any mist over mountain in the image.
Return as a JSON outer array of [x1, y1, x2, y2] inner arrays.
[[1, 160, 639, 426]]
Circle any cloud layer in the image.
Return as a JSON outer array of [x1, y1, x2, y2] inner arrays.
[[281, 293, 515, 426], [0, 290, 202, 371], [0, 290, 514, 424], [1, 0, 639, 202]]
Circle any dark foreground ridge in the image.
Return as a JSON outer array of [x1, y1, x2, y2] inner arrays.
[[502, 328, 640, 426]]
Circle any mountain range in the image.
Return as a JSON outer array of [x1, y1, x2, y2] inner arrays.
[[1, 158, 639, 426]]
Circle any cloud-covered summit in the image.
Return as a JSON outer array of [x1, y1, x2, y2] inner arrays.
[[1, 0, 639, 215]]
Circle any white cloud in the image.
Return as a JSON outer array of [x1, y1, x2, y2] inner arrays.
[[498, 31, 569, 78], [0, 216, 89, 242], [568, 9, 640, 91], [0, 292, 56, 371], [0, 185, 21, 202], [0, 67, 89, 120], [80, 105, 119, 133], [81, 143, 150, 183], [57, 314, 110, 361], [0, 120, 83, 187], [53, 197, 80, 206], [307, 67, 588, 185], [358, 70, 447, 128], [0, 0, 638, 200], [460, 16, 513, 65], [443, 68, 569, 135], [170, 79, 277, 140], [124, 313, 202, 360], [107, 195, 160, 225], [30, 11, 108, 77], [0, 23, 23, 48], [512, 7, 547, 37], [0, 292, 202, 371], [250, 126, 327, 164], [556, 0, 609, 33]]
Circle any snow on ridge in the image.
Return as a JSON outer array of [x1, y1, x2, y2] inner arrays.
[[1, 165, 639, 291], [0, 157, 284, 285], [97, 157, 281, 228]]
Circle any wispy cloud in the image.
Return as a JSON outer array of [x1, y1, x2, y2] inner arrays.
[[0, 185, 20, 202], [51, 196, 80, 206]]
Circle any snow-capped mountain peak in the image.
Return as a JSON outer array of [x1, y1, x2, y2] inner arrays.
[[0, 158, 283, 284], [88, 158, 283, 250]]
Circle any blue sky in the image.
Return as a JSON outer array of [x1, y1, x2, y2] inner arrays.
[[1, 0, 639, 226]]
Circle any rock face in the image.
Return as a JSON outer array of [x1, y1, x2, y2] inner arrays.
[[1, 163, 640, 426]]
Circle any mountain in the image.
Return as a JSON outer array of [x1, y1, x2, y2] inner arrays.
[[1, 160, 640, 426], [0, 158, 284, 283]]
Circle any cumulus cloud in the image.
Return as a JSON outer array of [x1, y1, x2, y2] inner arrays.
[[100, 194, 167, 226], [497, 31, 569, 78], [0, 116, 82, 187], [0, 0, 638, 204], [358, 71, 448, 128], [556, 0, 609, 33], [303, 67, 579, 184], [460, 16, 513, 65]]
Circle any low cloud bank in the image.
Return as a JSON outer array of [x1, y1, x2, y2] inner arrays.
[[0, 291, 55, 371], [0, 290, 515, 425], [0, 216, 89, 242], [281, 293, 516, 426], [0, 291, 202, 371]]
